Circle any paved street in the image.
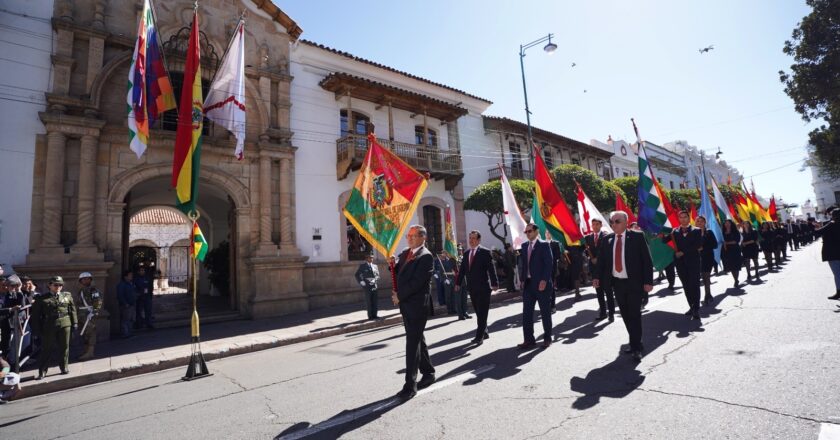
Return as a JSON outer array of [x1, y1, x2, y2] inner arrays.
[[2, 242, 839, 440]]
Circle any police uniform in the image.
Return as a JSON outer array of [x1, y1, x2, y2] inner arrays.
[[77, 272, 103, 361], [354, 257, 380, 320], [31, 276, 77, 377]]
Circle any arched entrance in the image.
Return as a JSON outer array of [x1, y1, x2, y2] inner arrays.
[[107, 164, 251, 327]]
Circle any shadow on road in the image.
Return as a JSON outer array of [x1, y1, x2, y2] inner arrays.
[[274, 395, 405, 440]]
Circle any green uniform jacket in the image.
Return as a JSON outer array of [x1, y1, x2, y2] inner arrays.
[[32, 291, 77, 334]]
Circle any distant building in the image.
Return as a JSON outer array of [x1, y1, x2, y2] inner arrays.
[[809, 151, 840, 219], [663, 140, 743, 189]]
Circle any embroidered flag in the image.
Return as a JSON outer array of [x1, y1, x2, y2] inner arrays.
[[444, 206, 458, 257], [203, 18, 247, 160], [126, 0, 176, 158], [172, 10, 203, 214], [343, 133, 428, 257], [533, 145, 583, 246], [500, 166, 528, 249]]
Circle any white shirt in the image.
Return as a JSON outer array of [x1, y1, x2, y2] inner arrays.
[[611, 232, 628, 279]]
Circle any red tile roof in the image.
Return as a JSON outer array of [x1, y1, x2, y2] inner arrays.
[[299, 40, 492, 105], [131, 208, 189, 225]]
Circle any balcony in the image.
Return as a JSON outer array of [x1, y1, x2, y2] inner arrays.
[[336, 134, 463, 190], [487, 165, 533, 182]]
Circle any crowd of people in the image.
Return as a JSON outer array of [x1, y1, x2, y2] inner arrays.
[[0, 264, 162, 402], [385, 206, 838, 399]]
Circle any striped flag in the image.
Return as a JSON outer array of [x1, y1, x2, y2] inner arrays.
[[343, 133, 428, 257], [126, 0, 176, 158], [576, 182, 612, 235], [192, 221, 208, 261], [710, 176, 733, 226], [632, 119, 675, 270], [533, 145, 583, 246], [698, 160, 723, 263], [444, 206, 458, 257], [172, 10, 203, 214], [203, 18, 247, 160], [500, 167, 528, 249]]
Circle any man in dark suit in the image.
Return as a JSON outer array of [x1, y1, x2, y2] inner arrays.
[[517, 223, 555, 349], [455, 231, 499, 345], [592, 211, 654, 362], [585, 219, 614, 322], [786, 219, 800, 251], [392, 225, 436, 400], [662, 211, 703, 320]]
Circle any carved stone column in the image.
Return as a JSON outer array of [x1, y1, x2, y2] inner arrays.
[[42, 131, 67, 248], [74, 134, 98, 249], [255, 153, 277, 256], [278, 157, 295, 254]]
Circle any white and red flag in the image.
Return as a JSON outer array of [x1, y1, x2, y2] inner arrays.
[[204, 18, 246, 159]]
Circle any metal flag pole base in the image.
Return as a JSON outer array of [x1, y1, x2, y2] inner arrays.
[[182, 336, 212, 381]]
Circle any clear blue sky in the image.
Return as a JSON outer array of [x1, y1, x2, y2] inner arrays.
[[281, 0, 816, 208]]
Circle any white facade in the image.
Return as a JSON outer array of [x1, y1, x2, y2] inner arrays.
[[810, 160, 840, 218], [289, 42, 491, 262], [664, 140, 744, 188], [593, 137, 686, 190], [0, 2, 53, 267], [592, 138, 637, 179]]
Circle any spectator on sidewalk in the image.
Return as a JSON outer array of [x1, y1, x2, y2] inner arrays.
[[437, 251, 458, 316], [354, 253, 381, 320], [817, 207, 840, 300], [116, 270, 136, 338], [76, 272, 103, 361], [1, 275, 31, 362], [31, 276, 77, 379]]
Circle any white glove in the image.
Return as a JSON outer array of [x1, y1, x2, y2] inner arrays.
[[359, 281, 366, 286], [445, 280, 451, 285]]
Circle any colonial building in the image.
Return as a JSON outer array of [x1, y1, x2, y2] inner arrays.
[[591, 137, 636, 179], [663, 140, 743, 189]]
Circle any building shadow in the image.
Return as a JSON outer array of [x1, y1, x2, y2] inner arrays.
[[274, 395, 405, 440], [569, 309, 703, 409]]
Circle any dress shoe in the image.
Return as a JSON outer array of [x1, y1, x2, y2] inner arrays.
[[691, 312, 701, 320], [60, 368, 70, 375], [470, 338, 481, 345], [623, 343, 643, 354], [704, 296, 714, 306], [458, 316, 466, 320], [593, 314, 607, 322], [608, 314, 615, 323], [396, 384, 417, 400], [542, 340, 552, 349], [417, 374, 436, 390], [828, 292, 840, 300], [36, 370, 46, 380], [574, 293, 582, 301], [684, 309, 693, 316], [632, 351, 643, 362], [463, 314, 473, 319], [517, 341, 537, 350], [483, 332, 489, 340]]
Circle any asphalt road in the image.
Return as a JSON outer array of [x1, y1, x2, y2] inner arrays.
[[2, 243, 839, 440]]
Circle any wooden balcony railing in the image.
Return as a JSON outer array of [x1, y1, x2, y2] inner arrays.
[[337, 134, 464, 189], [487, 165, 533, 181]]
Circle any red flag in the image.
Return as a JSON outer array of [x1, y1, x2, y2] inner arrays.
[[768, 196, 778, 221], [614, 191, 637, 224], [689, 199, 698, 225]]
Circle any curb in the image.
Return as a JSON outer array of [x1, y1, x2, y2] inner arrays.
[[18, 290, 521, 399]]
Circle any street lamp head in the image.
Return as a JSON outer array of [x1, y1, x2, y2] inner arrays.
[[544, 40, 558, 54]]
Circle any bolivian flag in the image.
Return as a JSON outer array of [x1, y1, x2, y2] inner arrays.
[[172, 10, 203, 214], [343, 133, 428, 257], [192, 221, 208, 261], [533, 145, 583, 246]]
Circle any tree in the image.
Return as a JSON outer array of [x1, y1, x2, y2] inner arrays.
[[464, 179, 534, 244], [666, 188, 701, 211], [548, 164, 627, 213], [779, 0, 840, 179], [611, 176, 639, 212]]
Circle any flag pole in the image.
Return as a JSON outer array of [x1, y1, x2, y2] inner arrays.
[[183, 210, 211, 381]]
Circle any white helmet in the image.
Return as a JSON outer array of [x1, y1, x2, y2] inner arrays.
[[78, 272, 93, 280]]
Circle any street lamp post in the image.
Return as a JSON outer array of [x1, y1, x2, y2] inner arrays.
[[519, 33, 557, 173]]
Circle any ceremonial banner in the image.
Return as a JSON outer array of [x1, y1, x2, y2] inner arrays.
[[533, 146, 583, 246], [343, 134, 428, 257], [203, 18, 247, 160], [576, 182, 612, 235], [126, 0, 176, 158], [500, 168, 528, 249], [444, 206, 458, 257], [172, 10, 203, 214]]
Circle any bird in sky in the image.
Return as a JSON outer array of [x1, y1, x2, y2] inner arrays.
[[699, 45, 714, 54]]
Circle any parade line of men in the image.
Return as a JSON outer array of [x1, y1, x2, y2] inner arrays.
[[385, 206, 836, 399]]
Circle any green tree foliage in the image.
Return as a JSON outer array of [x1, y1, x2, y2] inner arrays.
[[549, 165, 627, 213], [611, 176, 639, 212], [779, 0, 840, 179], [666, 188, 701, 211], [464, 179, 534, 243]]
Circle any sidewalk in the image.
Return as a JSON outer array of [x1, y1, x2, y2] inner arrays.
[[16, 289, 520, 399]]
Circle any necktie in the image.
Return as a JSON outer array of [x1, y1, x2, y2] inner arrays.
[[594, 233, 599, 247], [614, 234, 623, 273], [527, 241, 534, 276], [406, 250, 415, 263], [469, 249, 475, 269]]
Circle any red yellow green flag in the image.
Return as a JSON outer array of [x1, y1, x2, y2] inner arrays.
[[533, 145, 583, 245], [171, 10, 203, 214], [192, 221, 208, 261], [444, 206, 457, 257], [343, 133, 428, 257]]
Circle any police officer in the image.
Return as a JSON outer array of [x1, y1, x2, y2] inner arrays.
[[31, 276, 77, 378], [354, 253, 381, 320], [76, 272, 102, 361]]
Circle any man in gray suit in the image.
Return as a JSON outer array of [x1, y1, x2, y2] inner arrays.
[[355, 253, 381, 320]]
